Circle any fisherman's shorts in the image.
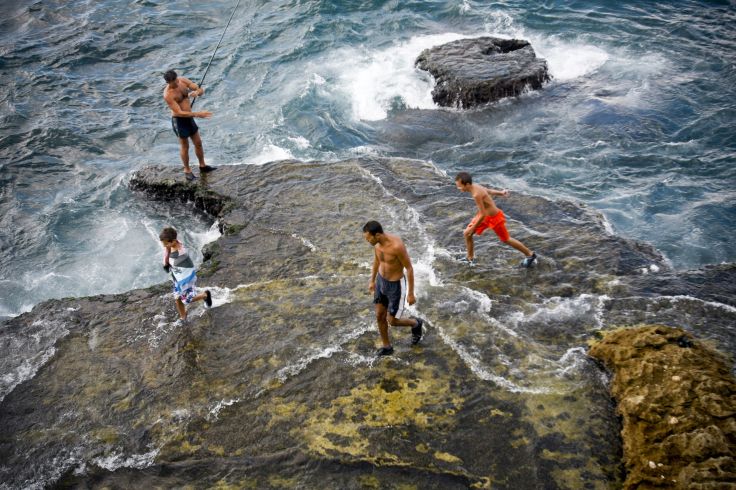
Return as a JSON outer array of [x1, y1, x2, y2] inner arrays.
[[171, 117, 199, 139]]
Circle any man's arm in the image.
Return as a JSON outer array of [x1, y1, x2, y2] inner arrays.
[[368, 249, 379, 292], [488, 188, 510, 198], [181, 77, 204, 99], [162, 245, 172, 272], [397, 244, 416, 305], [164, 94, 212, 118]]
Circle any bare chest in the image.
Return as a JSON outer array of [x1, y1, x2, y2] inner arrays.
[[166, 83, 189, 104], [376, 246, 400, 265]]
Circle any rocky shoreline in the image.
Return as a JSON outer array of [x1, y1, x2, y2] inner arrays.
[[1, 158, 734, 488]]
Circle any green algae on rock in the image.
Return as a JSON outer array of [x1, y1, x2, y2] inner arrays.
[[589, 325, 736, 489]]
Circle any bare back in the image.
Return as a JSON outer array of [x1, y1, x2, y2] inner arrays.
[[375, 233, 411, 281]]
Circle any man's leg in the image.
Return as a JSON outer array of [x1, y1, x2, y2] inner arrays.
[[191, 132, 206, 168], [375, 303, 391, 348], [494, 223, 533, 258], [192, 290, 213, 307], [179, 138, 192, 174], [175, 298, 187, 320], [388, 315, 418, 328], [463, 228, 475, 260], [505, 237, 533, 257]]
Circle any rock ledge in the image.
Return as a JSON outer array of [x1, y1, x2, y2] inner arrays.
[[589, 325, 736, 489]]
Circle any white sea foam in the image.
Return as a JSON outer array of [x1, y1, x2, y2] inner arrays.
[[434, 322, 548, 394], [539, 42, 609, 82], [291, 233, 317, 252], [344, 351, 381, 368], [0, 318, 70, 403], [665, 295, 736, 314], [208, 398, 241, 421], [321, 24, 614, 122], [139, 311, 184, 349], [23, 446, 87, 490], [91, 449, 159, 471], [300, 72, 327, 98], [0, 346, 58, 403], [555, 347, 590, 378], [276, 320, 372, 382], [349, 145, 383, 157], [248, 144, 294, 165], [481, 11, 609, 82], [276, 345, 343, 381], [288, 135, 311, 149], [190, 221, 222, 248], [327, 33, 466, 120], [505, 294, 609, 330]]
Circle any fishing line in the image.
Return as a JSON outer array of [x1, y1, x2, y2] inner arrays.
[[153, 0, 242, 144], [191, 0, 243, 107]]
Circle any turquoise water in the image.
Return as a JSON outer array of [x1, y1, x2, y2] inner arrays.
[[0, 0, 734, 317]]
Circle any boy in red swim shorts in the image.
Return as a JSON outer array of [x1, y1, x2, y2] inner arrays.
[[455, 172, 537, 267]]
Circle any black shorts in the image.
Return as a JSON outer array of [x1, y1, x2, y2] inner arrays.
[[171, 117, 199, 139], [373, 273, 407, 318]]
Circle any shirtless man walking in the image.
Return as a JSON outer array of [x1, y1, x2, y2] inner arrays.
[[163, 70, 216, 181], [363, 220, 425, 356], [455, 172, 537, 267]]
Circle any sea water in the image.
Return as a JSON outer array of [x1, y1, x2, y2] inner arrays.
[[2, 1, 734, 319], [0, 1, 733, 316]]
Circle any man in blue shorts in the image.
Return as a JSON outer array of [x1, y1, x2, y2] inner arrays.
[[163, 70, 216, 181], [363, 220, 426, 356]]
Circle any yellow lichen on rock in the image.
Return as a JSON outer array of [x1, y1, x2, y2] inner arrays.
[[589, 324, 736, 489], [434, 450, 463, 464], [283, 362, 464, 466]]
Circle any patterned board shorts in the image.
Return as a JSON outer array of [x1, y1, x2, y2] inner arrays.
[[174, 287, 198, 305]]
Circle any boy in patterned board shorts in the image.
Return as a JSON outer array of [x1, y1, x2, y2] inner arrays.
[[454, 172, 537, 267], [159, 227, 212, 320]]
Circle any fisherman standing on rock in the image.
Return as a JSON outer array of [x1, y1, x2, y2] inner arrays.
[[163, 70, 217, 181]]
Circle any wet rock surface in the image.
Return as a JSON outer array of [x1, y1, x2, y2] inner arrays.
[[589, 325, 736, 489], [1, 158, 734, 488], [416, 37, 551, 108]]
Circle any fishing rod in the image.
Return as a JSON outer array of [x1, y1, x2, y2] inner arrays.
[[191, 0, 243, 108]]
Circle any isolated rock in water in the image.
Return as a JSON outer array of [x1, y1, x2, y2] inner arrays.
[[416, 37, 551, 108], [589, 325, 736, 489]]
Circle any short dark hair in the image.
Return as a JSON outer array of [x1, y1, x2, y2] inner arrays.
[[163, 70, 178, 83], [362, 220, 383, 235], [455, 172, 472, 185], [159, 227, 177, 241]]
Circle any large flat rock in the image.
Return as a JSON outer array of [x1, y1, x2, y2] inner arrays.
[[1, 158, 734, 488]]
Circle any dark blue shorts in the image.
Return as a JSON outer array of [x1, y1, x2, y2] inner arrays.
[[171, 117, 199, 139], [373, 273, 407, 317]]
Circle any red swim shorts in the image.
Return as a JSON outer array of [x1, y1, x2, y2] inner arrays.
[[470, 210, 510, 242]]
